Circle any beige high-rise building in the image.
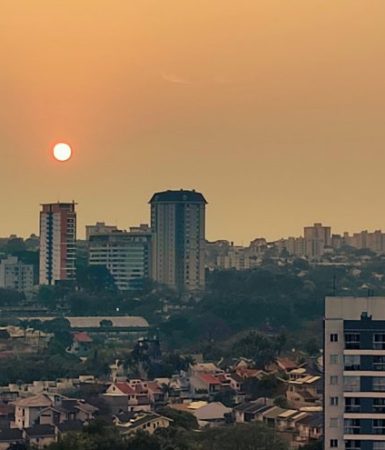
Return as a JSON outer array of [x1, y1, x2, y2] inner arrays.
[[304, 222, 331, 258], [39, 202, 77, 285], [150, 190, 207, 292]]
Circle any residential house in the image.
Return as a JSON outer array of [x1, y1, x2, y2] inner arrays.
[[295, 413, 323, 444], [286, 374, 322, 408], [67, 332, 93, 356], [113, 411, 172, 436], [0, 429, 23, 450], [24, 424, 56, 449], [12, 394, 97, 429], [190, 374, 221, 399]]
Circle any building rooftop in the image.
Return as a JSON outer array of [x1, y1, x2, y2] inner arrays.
[[25, 424, 56, 438], [149, 190, 207, 204], [13, 394, 52, 408]]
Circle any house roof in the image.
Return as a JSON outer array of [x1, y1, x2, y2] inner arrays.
[[73, 332, 93, 343], [297, 413, 323, 428], [57, 420, 83, 433], [113, 382, 136, 395], [14, 394, 52, 408], [234, 401, 271, 415], [198, 374, 221, 385], [276, 357, 299, 371], [0, 428, 23, 442], [18, 316, 149, 329], [118, 412, 172, 433], [262, 406, 287, 419], [25, 424, 56, 438], [193, 402, 232, 421]]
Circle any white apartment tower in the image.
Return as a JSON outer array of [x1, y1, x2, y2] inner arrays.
[[325, 296, 385, 450], [150, 190, 207, 292], [39, 202, 77, 285]]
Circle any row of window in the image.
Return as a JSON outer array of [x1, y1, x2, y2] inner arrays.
[[330, 332, 385, 349], [330, 396, 385, 412], [330, 440, 385, 449], [330, 354, 385, 371], [330, 375, 385, 391]]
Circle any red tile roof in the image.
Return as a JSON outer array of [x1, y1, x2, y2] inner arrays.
[[114, 383, 136, 395], [199, 374, 221, 385], [73, 332, 93, 343]]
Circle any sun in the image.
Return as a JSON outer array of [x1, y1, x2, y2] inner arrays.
[[53, 143, 72, 162]]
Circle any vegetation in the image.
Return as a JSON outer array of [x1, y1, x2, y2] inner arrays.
[[45, 420, 288, 450]]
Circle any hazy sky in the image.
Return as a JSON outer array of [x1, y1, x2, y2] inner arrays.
[[1, 0, 385, 243]]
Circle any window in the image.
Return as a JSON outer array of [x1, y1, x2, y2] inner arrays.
[[345, 441, 361, 450], [330, 418, 338, 428], [330, 396, 339, 406], [345, 397, 360, 413], [373, 356, 385, 371], [374, 398, 385, 413], [330, 440, 338, 448], [344, 355, 361, 370], [330, 376, 339, 385], [373, 377, 385, 391], [374, 443, 385, 450], [374, 334, 385, 350], [330, 333, 338, 342], [345, 333, 360, 349], [344, 376, 360, 392], [330, 354, 339, 364], [373, 419, 385, 435], [344, 419, 360, 434]]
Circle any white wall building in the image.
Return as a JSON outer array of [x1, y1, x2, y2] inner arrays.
[[325, 296, 385, 450]]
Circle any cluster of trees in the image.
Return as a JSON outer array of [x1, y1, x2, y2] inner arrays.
[[43, 419, 290, 450]]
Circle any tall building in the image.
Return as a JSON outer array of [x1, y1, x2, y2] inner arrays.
[[304, 222, 331, 258], [39, 202, 77, 285], [325, 296, 385, 450], [150, 189, 207, 292], [89, 228, 151, 291], [0, 256, 34, 292]]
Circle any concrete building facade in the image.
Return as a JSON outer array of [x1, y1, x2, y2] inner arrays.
[[149, 190, 206, 292], [304, 223, 331, 258], [325, 296, 385, 450], [0, 256, 34, 292], [88, 228, 151, 291], [39, 202, 77, 285]]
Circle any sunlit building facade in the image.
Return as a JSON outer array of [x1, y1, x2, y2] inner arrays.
[[150, 190, 207, 292], [39, 202, 77, 285]]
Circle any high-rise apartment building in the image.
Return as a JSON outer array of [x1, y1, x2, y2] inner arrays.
[[150, 190, 207, 292], [0, 256, 34, 292], [39, 202, 77, 285], [304, 222, 331, 258], [89, 228, 151, 291], [325, 296, 385, 450]]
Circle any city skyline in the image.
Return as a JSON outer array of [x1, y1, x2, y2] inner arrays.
[[2, 1, 385, 242]]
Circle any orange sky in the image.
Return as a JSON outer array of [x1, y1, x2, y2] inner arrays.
[[1, 0, 385, 242]]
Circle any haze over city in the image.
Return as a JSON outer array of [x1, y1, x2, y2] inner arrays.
[[2, 1, 385, 241]]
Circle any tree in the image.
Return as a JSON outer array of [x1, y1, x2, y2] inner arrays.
[[194, 422, 288, 450], [156, 407, 198, 430]]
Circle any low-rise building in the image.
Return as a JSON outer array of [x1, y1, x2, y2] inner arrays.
[[0, 256, 34, 292]]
